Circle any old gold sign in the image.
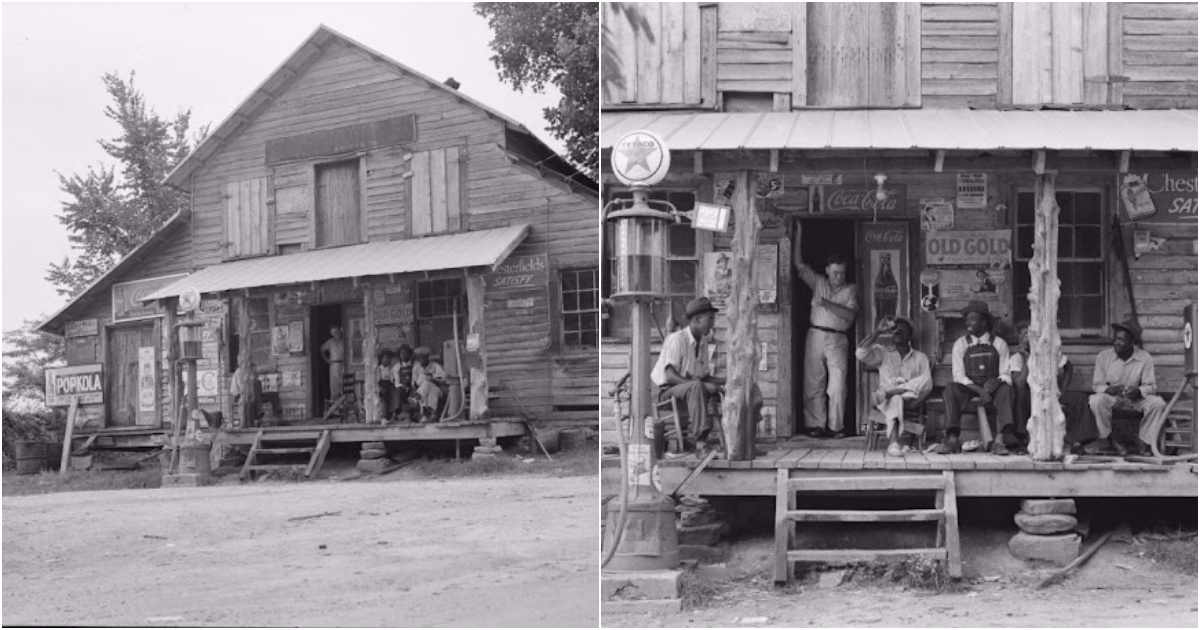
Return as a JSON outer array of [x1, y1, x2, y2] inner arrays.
[[924, 230, 1013, 267], [45, 364, 104, 407]]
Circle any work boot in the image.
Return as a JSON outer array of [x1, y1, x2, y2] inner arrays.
[[1112, 440, 1130, 457], [807, 427, 828, 439], [990, 440, 1011, 456], [936, 435, 962, 454]]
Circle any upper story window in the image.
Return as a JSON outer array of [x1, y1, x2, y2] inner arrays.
[[1013, 190, 1106, 335], [314, 159, 363, 248], [225, 177, 272, 259]]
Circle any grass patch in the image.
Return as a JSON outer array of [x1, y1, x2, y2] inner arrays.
[[1138, 534, 1198, 575], [679, 568, 724, 610], [3, 467, 162, 497], [406, 443, 597, 480], [844, 558, 967, 592]]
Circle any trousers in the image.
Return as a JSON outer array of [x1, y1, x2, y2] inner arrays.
[[943, 382, 1014, 435], [660, 380, 716, 440], [1088, 393, 1167, 445], [803, 328, 849, 431], [416, 380, 444, 412]]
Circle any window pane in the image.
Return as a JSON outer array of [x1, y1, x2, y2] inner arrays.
[[562, 271, 577, 291], [669, 191, 696, 213], [1055, 192, 1074, 223], [579, 270, 595, 290], [418, 282, 432, 299], [1017, 193, 1035, 225], [582, 312, 598, 331], [563, 291, 578, 312], [1017, 225, 1035, 259], [668, 224, 695, 257], [565, 313, 580, 331], [1080, 296, 1104, 328], [1013, 266, 1031, 324], [669, 260, 697, 294], [1057, 262, 1076, 295], [1077, 262, 1103, 294], [1075, 226, 1102, 258], [1075, 193, 1101, 225], [580, 290, 596, 311], [581, 330, 598, 348], [564, 332, 579, 348], [418, 302, 432, 318], [1058, 227, 1074, 258]]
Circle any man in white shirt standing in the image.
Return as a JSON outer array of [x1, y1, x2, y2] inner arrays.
[[651, 297, 726, 453], [941, 301, 1015, 455], [855, 317, 932, 457], [1087, 320, 1167, 456], [792, 221, 858, 439]]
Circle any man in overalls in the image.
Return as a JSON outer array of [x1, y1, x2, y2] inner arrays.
[[940, 301, 1015, 455]]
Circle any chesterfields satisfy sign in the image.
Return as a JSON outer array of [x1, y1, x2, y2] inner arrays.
[[485, 254, 548, 292], [45, 364, 104, 406]]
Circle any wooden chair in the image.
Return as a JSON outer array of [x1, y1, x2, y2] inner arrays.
[[323, 372, 361, 423], [864, 399, 928, 452], [657, 392, 726, 456]]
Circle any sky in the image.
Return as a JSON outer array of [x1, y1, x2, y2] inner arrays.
[[1, 1, 566, 334]]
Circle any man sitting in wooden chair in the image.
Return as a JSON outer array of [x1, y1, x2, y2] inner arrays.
[[939, 300, 1017, 455], [411, 346, 447, 423], [1086, 320, 1168, 457], [651, 297, 726, 456], [855, 316, 932, 457]]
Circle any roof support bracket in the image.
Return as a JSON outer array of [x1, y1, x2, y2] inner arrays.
[[352, 277, 360, 288], [1118, 150, 1131, 174], [1033, 150, 1046, 175], [693, 151, 704, 175], [769, 149, 780, 173], [934, 150, 945, 173], [389, 273, 397, 284]]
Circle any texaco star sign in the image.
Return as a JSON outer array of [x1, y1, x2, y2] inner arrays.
[[611, 130, 671, 187]]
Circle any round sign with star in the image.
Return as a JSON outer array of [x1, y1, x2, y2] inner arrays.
[[611, 130, 671, 187]]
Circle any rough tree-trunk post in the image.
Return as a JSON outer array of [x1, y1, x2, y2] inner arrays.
[[721, 170, 762, 461], [162, 296, 179, 431], [363, 283, 379, 424], [1028, 172, 1066, 461], [237, 297, 252, 426]]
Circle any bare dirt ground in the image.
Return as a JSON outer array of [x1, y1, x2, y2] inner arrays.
[[603, 531, 1198, 628], [3, 472, 597, 627]]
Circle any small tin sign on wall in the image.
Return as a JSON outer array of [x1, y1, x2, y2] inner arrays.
[[956, 173, 988, 209], [64, 319, 99, 338]]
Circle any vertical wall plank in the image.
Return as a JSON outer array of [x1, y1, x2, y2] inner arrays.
[[431, 148, 448, 233], [790, 2, 807, 107], [661, 2, 685, 103], [808, 2, 833, 106], [998, 2, 1014, 105], [307, 164, 317, 250], [684, 2, 703, 104], [1082, 2, 1109, 105], [701, 4, 718, 106], [445, 146, 462, 232], [867, 3, 892, 106], [358, 156, 369, 243], [902, 2, 921, 107], [833, 3, 870, 106], [1107, 2, 1124, 106], [411, 150, 432, 236], [637, 3, 662, 104], [1035, 2, 1054, 103]]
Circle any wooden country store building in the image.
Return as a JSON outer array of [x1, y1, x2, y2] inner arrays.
[[599, 0, 1198, 518], [39, 26, 599, 458]]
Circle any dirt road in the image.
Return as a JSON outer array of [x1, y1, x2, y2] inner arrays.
[[3, 475, 597, 627]]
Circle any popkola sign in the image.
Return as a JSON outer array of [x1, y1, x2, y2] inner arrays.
[[45, 364, 104, 407]]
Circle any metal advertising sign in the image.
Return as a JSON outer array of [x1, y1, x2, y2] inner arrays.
[[861, 223, 909, 327], [821, 185, 907, 215], [485, 254, 549, 293], [1119, 172, 1198, 224], [64, 319, 99, 338], [956, 173, 988, 209], [610, 130, 671, 187], [924, 230, 1012, 268], [111, 274, 186, 322], [45, 364, 104, 407]]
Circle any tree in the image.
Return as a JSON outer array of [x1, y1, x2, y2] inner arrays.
[[475, 2, 598, 177], [47, 72, 205, 297], [2, 318, 65, 412]]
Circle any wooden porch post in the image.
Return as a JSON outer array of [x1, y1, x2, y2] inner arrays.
[[721, 170, 762, 461], [466, 274, 489, 420], [1028, 172, 1066, 461], [237, 297, 252, 425], [162, 297, 179, 430], [363, 283, 379, 424]]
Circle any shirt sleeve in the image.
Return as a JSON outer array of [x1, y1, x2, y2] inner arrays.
[[1092, 351, 1108, 394], [660, 332, 685, 372], [1008, 352, 1024, 375], [902, 353, 933, 401], [854, 344, 884, 368], [795, 262, 819, 291], [843, 283, 859, 312], [951, 337, 971, 386], [995, 337, 1012, 385], [1139, 354, 1157, 398]]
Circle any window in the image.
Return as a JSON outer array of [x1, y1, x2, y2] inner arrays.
[[314, 159, 362, 248], [604, 190, 700, 337], [228, 297, 271, 373], [416, 278, 466, 354], [561, 268, 599, 350], [1013, 191, 1105, 333]]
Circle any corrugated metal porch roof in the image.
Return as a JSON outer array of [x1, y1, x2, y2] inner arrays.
[[600, 109, 1198, 153], [141, 224, 530, 302]]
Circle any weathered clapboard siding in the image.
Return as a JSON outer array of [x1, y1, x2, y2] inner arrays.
[[921, 2, 1001, 108], [603, 2, 709, 107], [717, 4, 793, 96], [1121, 3, 1199, 109]]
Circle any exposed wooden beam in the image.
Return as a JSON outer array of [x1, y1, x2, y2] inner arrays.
[[1033, 151, 1047, 175], [1119, 150, 1131, 173], [935, 150, 946, 173], [770, 149, 780, 173], [694, 151, 704, 174]]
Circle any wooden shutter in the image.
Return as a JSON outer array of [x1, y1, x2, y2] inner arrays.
[[805, 3, 919, 107], [410, 147, 463, 237], [1012, 2, 1111, 106], [224, 177, 271, 259], [602, 2, 707, 106], [314, 160, 362, 248]]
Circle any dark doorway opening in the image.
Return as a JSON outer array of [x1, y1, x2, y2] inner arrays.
[[792, 219, 858, 436], [310, 304, 344, 414]]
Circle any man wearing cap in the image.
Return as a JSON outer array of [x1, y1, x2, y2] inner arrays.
[[651, 297, 726, 453], [941, 300, 1016, 455], [855, 316, 932, 457], [1087, 320, 1167, 456], [411, 346, 447, 423], [793, 221, 859, 439]]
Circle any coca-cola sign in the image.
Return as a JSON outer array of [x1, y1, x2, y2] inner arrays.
[[863, 230, 905, 244], [822, 185, 906, 215]]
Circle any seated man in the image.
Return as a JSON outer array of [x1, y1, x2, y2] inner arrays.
[[377, 349, 396, 420], [650, 297, 726, 455], [940, 301, 1016, 455], [411, 346, 447, 423], [855, 317, 932, 457], [1087, 320, 1167, 456]]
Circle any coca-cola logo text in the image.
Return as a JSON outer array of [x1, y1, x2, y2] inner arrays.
[[864, 230, 904, 244], [825, 188, 902, 213]]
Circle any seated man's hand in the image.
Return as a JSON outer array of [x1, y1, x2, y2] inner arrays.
[[884, 387, 908, 397], [701, 380, 720, 395], [1105, 385, 1124, 396], [983, 378, 1003, 395], [1124, 386, 1142, 401]]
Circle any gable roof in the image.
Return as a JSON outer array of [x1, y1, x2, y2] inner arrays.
[[165, 24, 593, 190]]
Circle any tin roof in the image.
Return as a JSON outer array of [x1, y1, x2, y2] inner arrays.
[[141, 224, 530, 302], [600, 109, 1198, 153]]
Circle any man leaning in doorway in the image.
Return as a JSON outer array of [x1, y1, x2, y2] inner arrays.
[[1086, 320, 1167, 457], [651, 297, 726, 455], [320, 325, 346, 399], [792, 221, 858, 439], [940, 301, 1016, 455]]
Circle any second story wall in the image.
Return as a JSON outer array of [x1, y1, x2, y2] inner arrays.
[[602, 2, 1198, 111]]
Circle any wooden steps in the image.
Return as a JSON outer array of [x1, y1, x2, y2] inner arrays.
[[774, 470, 961, 584], [240, 429, 331, 480]]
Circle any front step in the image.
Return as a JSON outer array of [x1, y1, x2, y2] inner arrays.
[[240, 429, 331, 480], [774, 471, 961, 584]]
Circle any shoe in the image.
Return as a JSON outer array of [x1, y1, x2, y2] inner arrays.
[[886, 442, 903, 457], [831, 430, 848, 440], [1112, 441, 1130, 457], [807, 427, 827, 439], [990, 440, 1011, 456], [1131, 441, 1153, 457], [936, 436, 962, 454]]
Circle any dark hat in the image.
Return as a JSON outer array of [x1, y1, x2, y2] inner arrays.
[[684, 297, 719, 320], [960, 300, 992, 321], [891, 316, 914, 333], [1111, 319, 1143, 344], [413, 346, 432, 356]]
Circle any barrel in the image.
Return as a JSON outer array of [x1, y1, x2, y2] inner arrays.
[[178, 441, 212, 475], [15, 441, 46, 475]]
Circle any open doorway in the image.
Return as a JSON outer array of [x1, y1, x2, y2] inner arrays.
[[792, 219, 858, 436], [310, 304, 343, 414]]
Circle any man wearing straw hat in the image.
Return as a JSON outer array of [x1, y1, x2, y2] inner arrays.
[[651, 296, 726, 454], [940, 300, 1016, 455], [1087, 320, 1167, 456]]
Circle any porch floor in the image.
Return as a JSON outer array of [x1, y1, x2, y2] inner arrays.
[[215, 417, 529, 446]]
